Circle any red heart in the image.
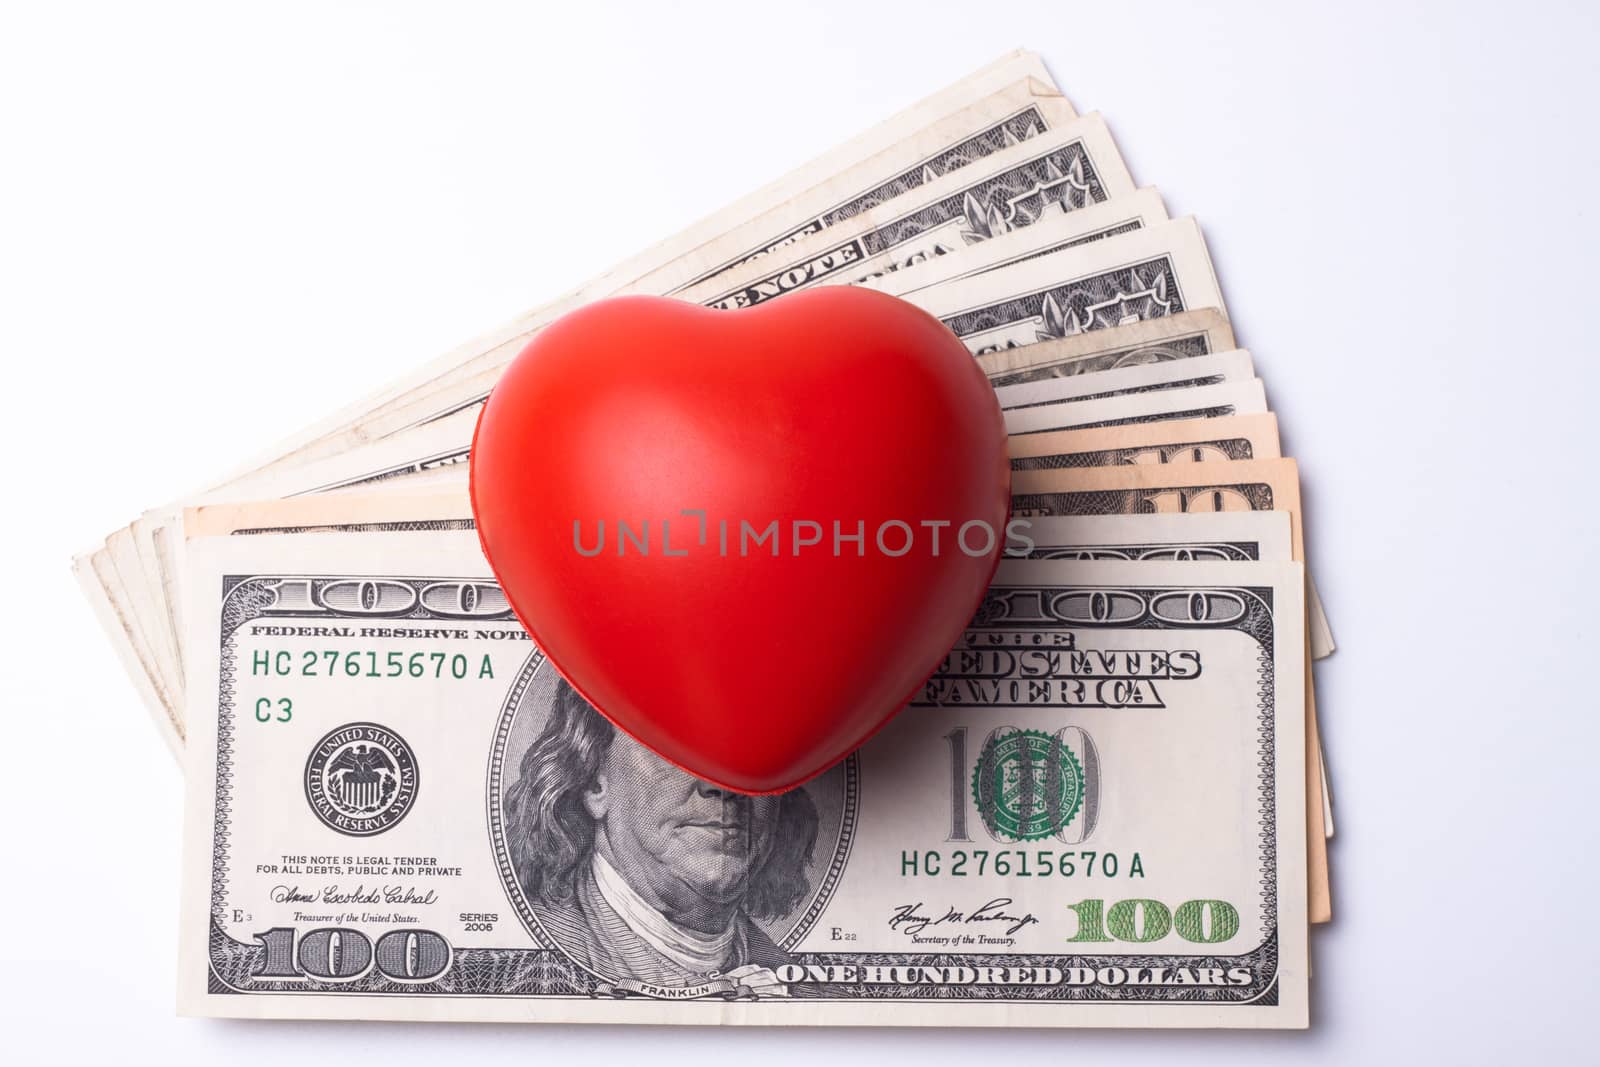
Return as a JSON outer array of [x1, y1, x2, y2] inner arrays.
[[470, 288, 1008, 793]]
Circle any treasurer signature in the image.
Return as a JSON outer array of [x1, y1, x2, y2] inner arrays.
[[270, 884, 439, 906]]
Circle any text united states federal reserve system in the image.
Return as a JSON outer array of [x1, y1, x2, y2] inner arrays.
[[75, 49, 1334, 1028]]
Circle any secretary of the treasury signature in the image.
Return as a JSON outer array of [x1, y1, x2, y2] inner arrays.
[[889, 898, 1041, 937]]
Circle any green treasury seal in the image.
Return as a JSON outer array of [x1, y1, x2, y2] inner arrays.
[[971, 729, 1085, 841]]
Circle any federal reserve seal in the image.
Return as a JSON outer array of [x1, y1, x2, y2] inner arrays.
[[304, 722, 419, 836], [971, 728, 1084, 841]]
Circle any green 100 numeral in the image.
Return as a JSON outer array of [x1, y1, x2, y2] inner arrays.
[[1065, 898, 1240, 944]]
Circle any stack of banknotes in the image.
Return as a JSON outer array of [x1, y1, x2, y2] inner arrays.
[[76, 50, 1331, 1028]]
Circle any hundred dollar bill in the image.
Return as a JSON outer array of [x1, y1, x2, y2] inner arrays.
[[1008, 413, 1282, 471], [1008, 458, 1332, 919], [177, 529, 1306, 1026], [901, 217, 1226, 355], [979, 308, 1237, 387], [996, 349, 1254, 411], [1005, 379, 1267, 437], [674, 124, 1144, 309]]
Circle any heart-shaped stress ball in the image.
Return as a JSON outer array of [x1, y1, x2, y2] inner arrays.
[[470, 288, 1009, 793]]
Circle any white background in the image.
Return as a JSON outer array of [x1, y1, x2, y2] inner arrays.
[[2, 1, 1596, 1062]]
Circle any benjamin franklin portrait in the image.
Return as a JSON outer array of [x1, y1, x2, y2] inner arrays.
[[500, 676, 843, 993]]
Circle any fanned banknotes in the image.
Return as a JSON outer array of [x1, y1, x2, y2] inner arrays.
[[75, 51, 1334, 1026]]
